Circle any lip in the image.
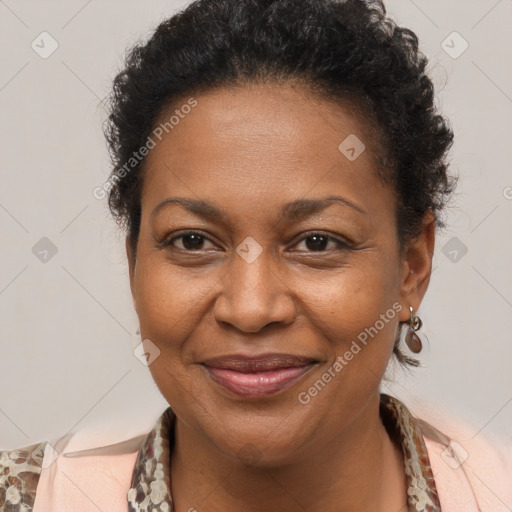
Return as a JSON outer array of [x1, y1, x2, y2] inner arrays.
[[201, 353, 318, 399]]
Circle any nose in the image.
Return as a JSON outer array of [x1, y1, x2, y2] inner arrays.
[[212, 249, 296, 333]]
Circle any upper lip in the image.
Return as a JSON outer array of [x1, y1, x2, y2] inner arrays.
[[201, 353, 318, 373]]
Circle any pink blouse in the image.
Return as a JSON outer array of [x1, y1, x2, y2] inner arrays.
[[1, 394, 511, 511]]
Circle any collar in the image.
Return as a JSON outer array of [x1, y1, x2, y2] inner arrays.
[[128, 394, 441, 512]]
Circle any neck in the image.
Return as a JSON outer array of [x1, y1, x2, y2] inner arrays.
[[169, 394, 408, 512]]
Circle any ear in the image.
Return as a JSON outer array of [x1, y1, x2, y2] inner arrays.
[[126, 236, 138, 314], [398, 209, 435, 322]]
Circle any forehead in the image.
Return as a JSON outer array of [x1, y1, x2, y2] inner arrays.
[[141, 83, 393, 223]]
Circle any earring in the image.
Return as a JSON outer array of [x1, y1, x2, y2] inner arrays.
[[405, 306, 423, 354]]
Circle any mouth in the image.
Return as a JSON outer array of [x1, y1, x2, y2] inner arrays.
[[200, 353, 318, 399]]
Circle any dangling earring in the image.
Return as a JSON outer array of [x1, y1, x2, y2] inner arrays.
[[405, 306, 423, 353]]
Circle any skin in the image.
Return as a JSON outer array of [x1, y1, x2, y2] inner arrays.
[[127, 82, 435, 512]]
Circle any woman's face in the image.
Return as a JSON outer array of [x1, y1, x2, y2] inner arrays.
[[128, 83, 432, 465]]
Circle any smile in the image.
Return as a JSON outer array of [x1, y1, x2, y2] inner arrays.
[[200, 353, 318, 399]]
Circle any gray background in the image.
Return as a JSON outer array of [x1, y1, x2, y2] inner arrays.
[[1, 0, 511, 450]]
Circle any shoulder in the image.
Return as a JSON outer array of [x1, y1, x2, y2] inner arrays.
[[424, 433, 512, 512], [0, 441, 47, 510], [1, 433, 145, 512], [0, 408, 171, 512], [409, 399, 512, 512]]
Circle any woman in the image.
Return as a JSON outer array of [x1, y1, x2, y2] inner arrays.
[[1, 0, 511, 510]]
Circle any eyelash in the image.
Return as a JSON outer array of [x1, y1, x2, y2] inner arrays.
[[162, 230, 218, 251], [160, 230, 352, 253]]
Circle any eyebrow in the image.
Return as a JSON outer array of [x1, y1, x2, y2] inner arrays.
[[151, 195, 367, 222], [281, 196, 368, 220], [151, 198, 227, 222]]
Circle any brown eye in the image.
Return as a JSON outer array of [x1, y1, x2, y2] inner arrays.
[[293, 233, 349, 252], [165, 231, 217, 251], [305, 235, 329, 251], [180, 233, 206, 250]]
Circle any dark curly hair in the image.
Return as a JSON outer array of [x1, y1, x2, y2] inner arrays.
[[104, 0, 456, 366]]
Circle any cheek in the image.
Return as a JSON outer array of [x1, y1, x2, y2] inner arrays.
[[134, 253, 219, 342], [133, 257, 212, 406], [291, 267, 401, 427], [132, 253, 229, 407], [296, 253, 400, 345], [303, 262, 401, 396], [295, 259, 401, 409]]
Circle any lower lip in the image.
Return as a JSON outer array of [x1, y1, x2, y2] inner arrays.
[[202, 364, 315, 398]]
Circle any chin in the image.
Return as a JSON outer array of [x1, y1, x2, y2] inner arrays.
[[194, 403, 321, 468]]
